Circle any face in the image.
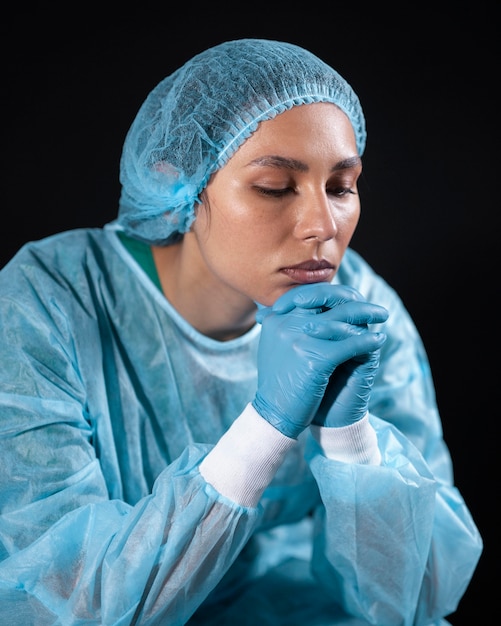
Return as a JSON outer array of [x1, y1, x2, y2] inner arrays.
[[190, 102, 362, 307]]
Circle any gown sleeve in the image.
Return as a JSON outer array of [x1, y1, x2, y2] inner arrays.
[[306, 255, 483, 625], [0, 247, 266, 625]]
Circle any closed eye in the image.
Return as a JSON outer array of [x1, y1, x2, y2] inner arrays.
[[329, 187, 357, 197], [253, 185, 357, 198], [253, 186, 293, 197]]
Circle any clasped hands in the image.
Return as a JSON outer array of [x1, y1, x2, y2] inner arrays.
[[252, 283, 388, 439]]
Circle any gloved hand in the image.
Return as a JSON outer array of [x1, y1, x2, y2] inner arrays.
[[272, 283, 387, 428], [312, 348, 382, 428], [263, 282, 386, 322], [252, 284, 388, 439]]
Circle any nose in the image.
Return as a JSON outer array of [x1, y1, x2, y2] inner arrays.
[[294, 190, 337, 242]]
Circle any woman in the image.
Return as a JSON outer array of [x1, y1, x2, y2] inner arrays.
[[0, 39, 482, 625]]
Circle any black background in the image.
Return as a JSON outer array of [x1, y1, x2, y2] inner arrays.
[[2, 5, 496, 624]]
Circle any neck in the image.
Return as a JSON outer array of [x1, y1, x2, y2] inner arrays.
[[151, 240, 257, 341]]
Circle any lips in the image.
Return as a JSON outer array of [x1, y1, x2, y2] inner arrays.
[[280, 259, 336, 283], [285, 260, 334, 271]]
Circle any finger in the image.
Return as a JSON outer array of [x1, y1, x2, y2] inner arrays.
[[307, 331, 387, 364], [313, 301, 389, 326], [289, 300, 388, 328], [272, 283, 364, 314], [302, 320, 370, 340]]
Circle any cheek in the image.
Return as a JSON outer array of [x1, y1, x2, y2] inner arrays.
[[193, 202, 266, 266], [336, 203, 361, 240], [197, 193, 277, 244]]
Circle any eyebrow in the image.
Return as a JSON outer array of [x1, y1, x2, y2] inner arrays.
[[247, 155, 362, 172]]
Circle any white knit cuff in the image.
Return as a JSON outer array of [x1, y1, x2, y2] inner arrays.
[[199, 403, 296, 507], [310, 414, 381, 465]]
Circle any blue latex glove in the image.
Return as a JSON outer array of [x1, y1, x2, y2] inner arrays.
[[270, 283, 387, 428], [265, 283, 384, 320], [312, 349, 382, 427], [253, 284, 388, 439]]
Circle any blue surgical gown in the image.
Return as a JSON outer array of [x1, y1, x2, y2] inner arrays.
[[0, 224, 482, 625]]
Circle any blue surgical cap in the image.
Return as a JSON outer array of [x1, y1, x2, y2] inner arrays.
[[117, 38, 366, 244]]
